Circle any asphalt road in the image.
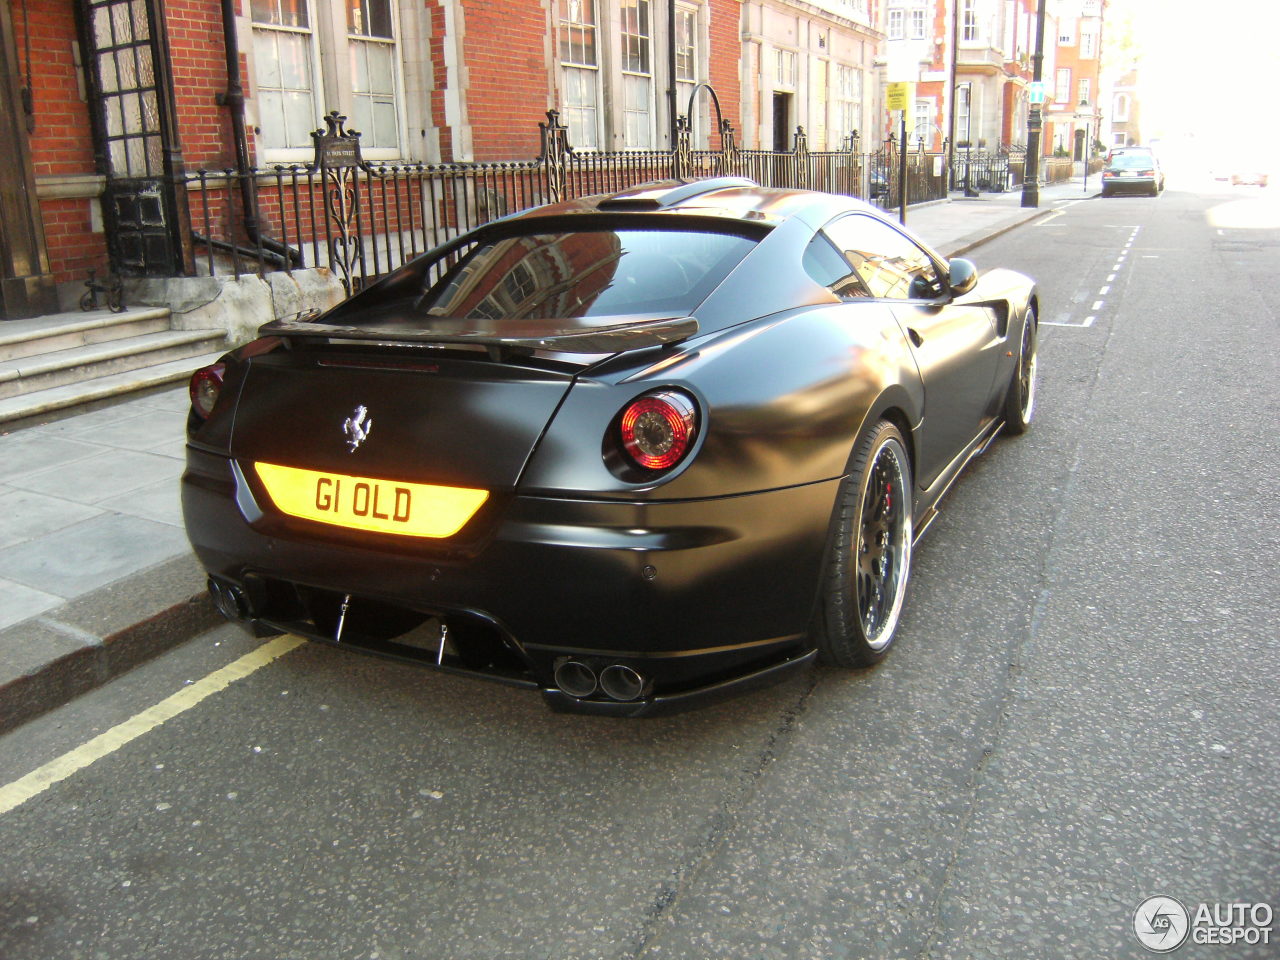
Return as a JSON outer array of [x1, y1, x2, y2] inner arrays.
[[1, 179, 1277, 960]]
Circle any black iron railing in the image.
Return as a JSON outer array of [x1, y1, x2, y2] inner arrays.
[[949, 150, 1079, 195], [182, 112, 950, 293]]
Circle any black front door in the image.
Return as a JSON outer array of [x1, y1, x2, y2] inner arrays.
[[76, 0, 186, 276], [772, 93, 791, 153]]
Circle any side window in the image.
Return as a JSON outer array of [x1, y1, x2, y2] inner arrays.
[[802, 234, 872, 299], [823, 214, 944, 300]]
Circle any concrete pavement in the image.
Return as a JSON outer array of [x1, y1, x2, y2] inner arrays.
[[0, 179, 1092, 733]]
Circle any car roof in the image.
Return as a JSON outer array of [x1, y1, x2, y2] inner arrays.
[[501, 177, 877, 230]]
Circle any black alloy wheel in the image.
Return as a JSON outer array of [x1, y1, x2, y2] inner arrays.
[[1003, 307, 1037, 435], [813, 420, 913, 667]]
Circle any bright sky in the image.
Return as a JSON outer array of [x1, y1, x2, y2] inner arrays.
[[1114, 0, 1280, 155]]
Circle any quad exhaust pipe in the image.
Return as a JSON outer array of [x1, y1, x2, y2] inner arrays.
[[208, 577, 251, 622], [554, 660, 646, 701], [599, 664, 645, 701], [553, 660, 598, 698]]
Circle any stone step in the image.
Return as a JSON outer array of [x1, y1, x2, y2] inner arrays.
[[0, 329, 226, 401], [0, 349, 225, 427], [0, 307, 174, 363], [0, 329, 227, 401]]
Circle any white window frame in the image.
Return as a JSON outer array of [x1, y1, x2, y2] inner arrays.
[[909, 7, 926, 40], [961, 0, 978, 43], [1113, 93, 1129, 122], [1079, 27, 1097, 59], [250, 0, 322, 162], [1058, 18, 1075, 45], [674, 4, 698, 85], [619, 0, 655, 149], [887, 8, 904, 39], [834, 63, 862, 144], [559, 0, 710, 152], [1055, 67, 1071, 104], [249, 0, 407, 164], [1077, 77, 1091, 108], [913, 99, 933, 149], [558, 0, 602, 150], [347, 0, 402, 154], [775, 49, 798, 90], [675, 2, 708, 148]]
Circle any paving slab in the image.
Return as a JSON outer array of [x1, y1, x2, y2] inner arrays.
[[0, 435, 102, 482], [0, 511, 190, 598], [0, 578, 63, 631], [98, 476, 187, 527], [4, 448, 186, 505], [55, 406, 188, 452], [0, 489, 104, 549]]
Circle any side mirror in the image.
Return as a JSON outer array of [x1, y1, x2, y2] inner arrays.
[[948, 258, 979, 296]]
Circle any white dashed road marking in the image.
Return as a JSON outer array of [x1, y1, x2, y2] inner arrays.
[[1048, 226, 1140, 329]]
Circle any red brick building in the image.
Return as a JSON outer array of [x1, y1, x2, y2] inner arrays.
[[881, 0, 1040, 154], [1042, 0, 1103, 160]]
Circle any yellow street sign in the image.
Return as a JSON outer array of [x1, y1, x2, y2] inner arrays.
[[886, 82, 914, 112]]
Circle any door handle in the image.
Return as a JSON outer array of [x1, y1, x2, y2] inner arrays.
[[907, 327, 924, 348]]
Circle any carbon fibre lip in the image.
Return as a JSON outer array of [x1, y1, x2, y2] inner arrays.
[[541, 649, 817, 717]]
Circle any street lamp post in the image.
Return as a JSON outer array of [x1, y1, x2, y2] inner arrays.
[[898, 109, 909, 224], [1020, 0, 1048, 208], [1083, 119, 1090, 193], [1075, 99, 1094, 194], [960, 82, 977, 197], [946, 0, 960, 191]]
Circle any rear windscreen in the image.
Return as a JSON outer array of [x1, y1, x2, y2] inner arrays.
[[412, 228, 756, 328], [1110, 155, 1154, 170]]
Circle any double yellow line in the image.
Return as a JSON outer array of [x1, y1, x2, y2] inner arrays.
[[0, 635, 304, 817]]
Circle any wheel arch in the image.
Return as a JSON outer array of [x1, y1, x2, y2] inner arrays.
[[852, 383, 921, 489]]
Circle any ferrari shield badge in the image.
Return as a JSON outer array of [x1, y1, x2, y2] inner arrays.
[[342, 405, 373, 452]]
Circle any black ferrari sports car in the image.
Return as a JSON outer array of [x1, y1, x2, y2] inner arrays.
[[182, 177, 1038, 715]]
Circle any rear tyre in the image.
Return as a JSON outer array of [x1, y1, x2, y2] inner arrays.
[[813, 420, 913, 667], [1003, 307, 1038, 435]]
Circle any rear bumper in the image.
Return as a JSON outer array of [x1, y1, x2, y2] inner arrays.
[[183, 447, 837, 713], [1101, 176, 1157, 194]]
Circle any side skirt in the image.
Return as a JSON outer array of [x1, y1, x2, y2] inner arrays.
[[911, 418, 1004, 545]]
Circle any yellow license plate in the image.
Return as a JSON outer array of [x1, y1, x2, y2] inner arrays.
[[254, 462, 488, 539]]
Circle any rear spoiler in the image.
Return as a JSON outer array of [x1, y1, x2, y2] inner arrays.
[[259, 312, 700, 359]]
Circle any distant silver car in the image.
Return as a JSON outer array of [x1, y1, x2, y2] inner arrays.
[[1230, 170, 1269, 187], [1101, 152, 1164, 197]]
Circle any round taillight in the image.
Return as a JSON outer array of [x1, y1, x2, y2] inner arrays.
[[618, 391, 698, 471], [189, 363, 225, 419]]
